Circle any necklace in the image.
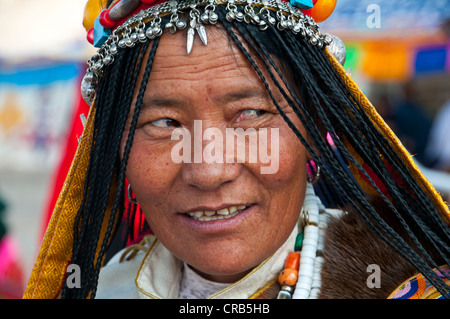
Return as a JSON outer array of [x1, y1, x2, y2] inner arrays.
[[277, 183, 337, 299]]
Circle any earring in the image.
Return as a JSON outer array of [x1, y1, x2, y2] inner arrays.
[[306, 161, 321, 184], [127, 184, 138, 204]]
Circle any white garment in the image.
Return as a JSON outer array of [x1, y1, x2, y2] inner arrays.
[[95, 225, 298, 299], [178, 263, 230, 299]]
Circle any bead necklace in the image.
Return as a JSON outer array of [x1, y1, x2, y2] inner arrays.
[[277, 183, 334, 299]]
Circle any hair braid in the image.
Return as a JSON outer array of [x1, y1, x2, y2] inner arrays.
[[219, 8, 449, 297]]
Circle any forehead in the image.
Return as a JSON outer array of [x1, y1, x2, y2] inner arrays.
[[145, 27, 263, 92]]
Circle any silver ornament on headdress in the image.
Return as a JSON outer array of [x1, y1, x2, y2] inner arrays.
[[81, 0, 342, 106], [326, 33, 346, 66]]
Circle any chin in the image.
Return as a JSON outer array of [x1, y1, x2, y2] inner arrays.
[[182, 244, 272, 283]]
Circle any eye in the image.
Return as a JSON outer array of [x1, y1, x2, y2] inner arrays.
[[236, 109, 267, 122], [150, 118, 181, 128]]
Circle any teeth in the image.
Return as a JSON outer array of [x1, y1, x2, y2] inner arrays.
[[194, 211, 203, 218], [217, 208, 229, 215], [204, 210, 215, 216], [187, 205, 249, 221]]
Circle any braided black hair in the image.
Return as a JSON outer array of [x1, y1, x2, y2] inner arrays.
[[63, 3, 449, 298], [218, 11, 449, 296], [62, 36, 159, 298]]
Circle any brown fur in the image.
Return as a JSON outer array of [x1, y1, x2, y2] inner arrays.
[[257, 205, 425, 299], [319, 210, 418, 298]]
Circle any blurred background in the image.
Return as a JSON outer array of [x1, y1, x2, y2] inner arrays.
[[0, 0, 449, 298]]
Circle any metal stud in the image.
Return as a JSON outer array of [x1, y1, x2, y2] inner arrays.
[[176, 20, 187, 29], [259, 20, 268, 30], [145, 27, 154, 38], [236, 11, 244, 22], [200, 12, 209, 23], [226, 11, 235, 22], [138, 32, 147, 42], [103, 55, 114, 65], [110, 44, 118, 55], [130, 33, 138, 43], [118, 38, 127, 48], [209, 12, 218, 24]]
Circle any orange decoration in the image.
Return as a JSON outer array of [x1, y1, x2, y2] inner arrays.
[[284, 252, 300, 271], [83, 0, 108, 32], [309, 0, 337, 23], [361, 41, 411, 81], [278, 268, 299, 286]]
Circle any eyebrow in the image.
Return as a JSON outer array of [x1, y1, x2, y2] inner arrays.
[[217, 87, 270, 104], [141, 86, 270, 110]]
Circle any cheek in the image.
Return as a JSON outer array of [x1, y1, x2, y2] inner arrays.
[[255, 125, 307, 187], [124, 139, 180, 204]]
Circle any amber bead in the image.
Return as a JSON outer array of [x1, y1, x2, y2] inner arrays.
[[83, 0, 105, 31], [278, 268, 298, 286], [309, 0, 337, 23], [284, 252, 300, 271]]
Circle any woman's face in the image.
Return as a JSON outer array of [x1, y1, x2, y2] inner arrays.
[[122, 28, 307, 283]]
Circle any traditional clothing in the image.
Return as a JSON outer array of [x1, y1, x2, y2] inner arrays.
[[96, 206, 449, 299]]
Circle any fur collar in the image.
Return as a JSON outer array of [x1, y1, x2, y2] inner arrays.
[[256, 208, 420, 299], [319, 209, 418, 298]]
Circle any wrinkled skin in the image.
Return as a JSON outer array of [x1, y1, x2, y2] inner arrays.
[[121, 28, 308, 283]]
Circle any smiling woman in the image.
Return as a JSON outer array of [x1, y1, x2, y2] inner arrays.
[[24, 0, 449, 299]]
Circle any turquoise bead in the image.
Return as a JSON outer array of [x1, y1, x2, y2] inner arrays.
[[289, 0, 313, 9], [294, 232, 304, 251], [93, 14, 111, 48]]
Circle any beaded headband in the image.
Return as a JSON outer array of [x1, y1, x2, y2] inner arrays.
[[80, 0, 344, 105]]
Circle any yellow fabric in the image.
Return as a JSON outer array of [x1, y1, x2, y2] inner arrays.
[[23, 104, 121, 299], [23, 107, 96, 299]]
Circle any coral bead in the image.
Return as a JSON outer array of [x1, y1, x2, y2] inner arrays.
[[284, 252, 300, 271], [310, 0, 337, 23], [86, 28, 94, 45], [99, 9, 116, 29], [278, 268, 299, 286]]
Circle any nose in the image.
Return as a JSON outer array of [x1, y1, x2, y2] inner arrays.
[[180, 121, 241, 191], [181, 161, 241, 191]]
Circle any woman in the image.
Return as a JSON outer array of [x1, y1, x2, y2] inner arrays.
[[24, 0, 449, 299]]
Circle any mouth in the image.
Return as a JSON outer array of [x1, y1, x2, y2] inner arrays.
[[185, 205, 251, 222]]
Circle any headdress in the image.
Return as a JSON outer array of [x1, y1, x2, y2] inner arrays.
[[80, 0, 342, 105], [24, 0, 449, 299]]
